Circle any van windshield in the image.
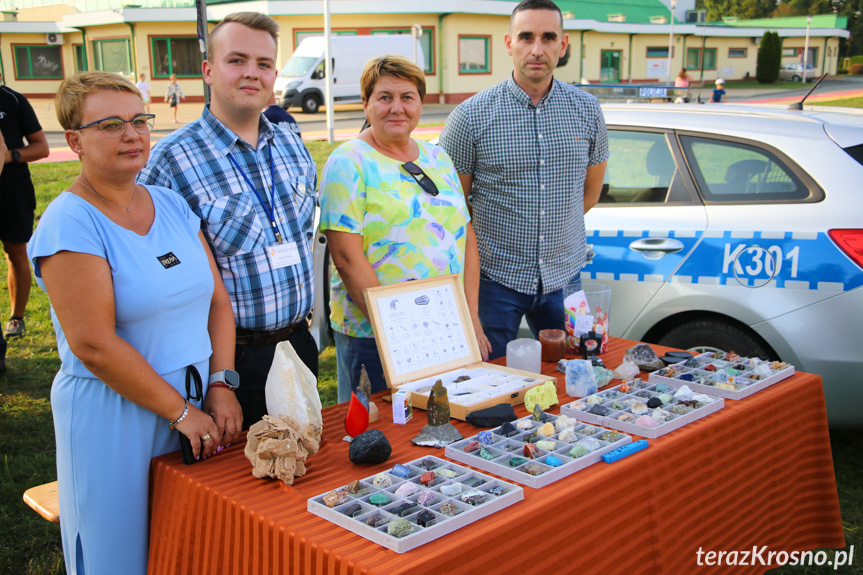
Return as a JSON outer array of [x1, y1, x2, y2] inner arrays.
[[279, 57, 318, 78]]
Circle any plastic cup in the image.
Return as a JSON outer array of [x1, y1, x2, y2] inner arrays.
[[564, 283, 611, 354], [506, 338, 542, 374]]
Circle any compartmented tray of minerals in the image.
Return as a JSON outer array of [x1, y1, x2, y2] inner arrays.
[[445, 412, 631, 489], [307, 456, 523, 553], [648, 352, 795, 400], [560, 379, 724, 439]]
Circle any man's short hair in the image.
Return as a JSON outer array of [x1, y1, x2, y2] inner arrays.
[[207, 12, 280, 59], [55, 71, 141, 131], [360, 55, 426, 103], [511, 0, 564, 28]]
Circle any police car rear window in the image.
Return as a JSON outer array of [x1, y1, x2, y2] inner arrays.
[[680, 136, 811, 203], [843, 144, 863, 166]]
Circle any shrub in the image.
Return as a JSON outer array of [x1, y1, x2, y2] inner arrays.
[[757, 31, 781, 84], [850, 63, 863, 75]]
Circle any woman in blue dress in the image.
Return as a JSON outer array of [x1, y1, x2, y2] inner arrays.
[[27, 72, 243, 574]]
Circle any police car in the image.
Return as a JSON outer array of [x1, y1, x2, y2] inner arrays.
[[587, 103, 863, 426]]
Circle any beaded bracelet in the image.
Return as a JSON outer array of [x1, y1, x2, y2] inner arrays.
[[168, 399, 189, 430]]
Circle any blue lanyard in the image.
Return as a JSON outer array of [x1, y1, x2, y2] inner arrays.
[[227, 147, 283, 244]]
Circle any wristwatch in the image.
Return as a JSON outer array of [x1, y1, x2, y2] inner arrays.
[[11, 149, 21, 163], [208, 369, 240, 391]]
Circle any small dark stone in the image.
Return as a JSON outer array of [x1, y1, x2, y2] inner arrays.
[[342, 503, 362, 517], [348, 429, 392, 464], [680, 373, 694, 381], [463, 478, 483, 488], [498, 421, 518, 437], [647, 397, 663, 409], [532, 405, 551, 422], [420, 458, 437, 470], [417, 509, 436, 527], [587, 404, 609, 416], [366, 513, 385, 527], [466, 403, 517, 427], [391, 503, 417, 517]]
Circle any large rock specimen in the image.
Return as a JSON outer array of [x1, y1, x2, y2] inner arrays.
[[245, 414, 321, 485], [349, 429, 392, 464]]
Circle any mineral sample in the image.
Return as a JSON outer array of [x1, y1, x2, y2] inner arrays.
[[587, 404, 609, 416], [579, 425, 597, 436], [523, 443, 539, 459], [635, 415, 660, 428], [652, 408, 672, 422], [753, 363, 772, 378], [673, 385, 695, 401], [499, 421, 519, 436], [600, 431, 623, 443], [391, 502, 416, 516], [509, 457, 528, 467], [440, 502, 459, 517], [537, 422, 554, 436], [464, 441, 480, 453], [618, 413, 636, 422], [420, 458, 437, 471], [570, 401, 588, 411], [655, 383, 668, 393], [568, 445, 589, 458], [619, 381, 631, 393], [532, 405, 552, 422], [565, 359, 598, 398], [593, 365, 614, 387], [420, 471, 436, 486], [366, 513, 385, 527], [647, 397, 663, 409], [536, 440, 556, 451], [323, 490, 348, 508], [586, 394, 602, 405], [440, 484, 462, 496], [555, 414, 579, 430], [345, 391, 370, 438], [392, 464, 412, 478], [625, 343, 665, 372], [658, 393, 673, 404], [524, 380, 559, 414], [358, 365, 379, 423], [349, 429, 392, 464], [418, 491, 437, 506], [342, 503, 362, 517], [417, 509, 436, 527], [244, 414, 322, 485], [369, 493, 390, 506], [466, 403, 517, 427], [488, 486, 505, 496], [613, 358, 640, 380], [427, 380, 450, 426], [523, 463, 546, 476], [434, 468, 458, 479], [545, 455, 563, 467], [461, 490, 487, 505], [631, 402, 648, 415], [395, 482, 420, 498], [580, 437, 602, 450], [344, 480, 360, 494], [671, 404, 693, 415], [517, 419, 534, 429], [478, 430, 494, 445], [558, 428, 579, 443], [479, 446, 494, 460], [372, 472, 393, 488], [387, 519, 413, 538]]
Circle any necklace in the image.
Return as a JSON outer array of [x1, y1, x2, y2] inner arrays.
[[77, 179, 137, 214]]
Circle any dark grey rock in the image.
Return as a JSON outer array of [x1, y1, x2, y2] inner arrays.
[[466, 403, 517, 427], [411, 423, 463, 448], [625, 343, 665, 372], [349, 429, 392, 464]]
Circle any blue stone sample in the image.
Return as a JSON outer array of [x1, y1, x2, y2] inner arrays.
[[478, 430, 494, 445], [392, 464, 411, 478]]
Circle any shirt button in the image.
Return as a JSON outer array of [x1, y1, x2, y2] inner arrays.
[[539, 259, 544, 264], [539, 235, 544, 241], [540, 210, 545, 216], [538, 134, 543, 139], [540, 159, 545, 165], [540, 185, 546, 190]]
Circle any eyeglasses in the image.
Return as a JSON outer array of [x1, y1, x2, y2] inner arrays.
[[75, 114, 156, 137], [402, 162, 439, 196]]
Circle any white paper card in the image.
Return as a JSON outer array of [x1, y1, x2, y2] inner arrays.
[[376, 284, 472, 377], [267, 241, 301, 269], [563, 289, 590, 314], [574, 314, 594, 335]]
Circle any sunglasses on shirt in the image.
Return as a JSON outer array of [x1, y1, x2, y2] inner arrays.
[[401, 162, 439, 197]]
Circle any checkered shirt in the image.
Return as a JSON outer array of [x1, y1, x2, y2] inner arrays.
[[138, 106, 317, 331], [439, 76, 609, 295]]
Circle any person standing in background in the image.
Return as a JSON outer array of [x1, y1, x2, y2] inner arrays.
[[140, 12, 318, 430], [165, 74, 184, 123], [263, 93, 302, 137], [136, 73, 152, 113], [439, 0, 608, 360], [0, 71, 50, 371], [711, 78, 727, 103]]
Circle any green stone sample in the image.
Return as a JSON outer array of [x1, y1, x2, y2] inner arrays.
[[427, 380, 451, 426]]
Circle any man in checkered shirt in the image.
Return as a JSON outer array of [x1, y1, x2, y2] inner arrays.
[[140, 13, 318, 429], [439, 0, 609, 360]]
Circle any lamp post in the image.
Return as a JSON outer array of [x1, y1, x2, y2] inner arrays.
[[802, 14, 812, 83], [666, 0, 677, 85]]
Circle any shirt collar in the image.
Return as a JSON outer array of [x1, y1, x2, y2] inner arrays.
[[505, 74, 558, 109], [200, 105, 275, 157]]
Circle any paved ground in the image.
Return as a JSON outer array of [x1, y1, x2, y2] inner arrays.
[[27, 75, 863, 164]]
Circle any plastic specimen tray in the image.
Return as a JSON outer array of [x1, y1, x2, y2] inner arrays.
[[560, 380, 724, 439], [307, 456, 523, 553], [648, 353, 795, 400], [445, 414, 632, 488]]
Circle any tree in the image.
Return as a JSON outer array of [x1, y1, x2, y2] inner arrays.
[[699, 0, 777, 21], [757, 31, 782, 83]]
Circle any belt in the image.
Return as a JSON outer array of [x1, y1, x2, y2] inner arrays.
[[236, 320, 308, 345]]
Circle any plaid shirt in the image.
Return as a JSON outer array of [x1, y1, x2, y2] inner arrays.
[[138, 106, 317, 331], [439, 76, 609, 295]]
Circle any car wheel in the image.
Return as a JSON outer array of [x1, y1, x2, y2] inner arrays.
[[792, 75, 802, 82], [301, 94, 321, 114], [657, 319, 775, 360]]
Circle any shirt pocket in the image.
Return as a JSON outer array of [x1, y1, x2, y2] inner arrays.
[[279, 176, 317, 242], [199, 193, 267, 257]]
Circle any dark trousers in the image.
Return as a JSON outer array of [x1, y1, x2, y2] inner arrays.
[[234, 325, 319, 430]]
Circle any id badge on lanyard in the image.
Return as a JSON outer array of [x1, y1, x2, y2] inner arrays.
[[227, 148, 300, 270]]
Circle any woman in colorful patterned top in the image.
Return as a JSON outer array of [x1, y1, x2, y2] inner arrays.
[[320, 56, 489, 403]]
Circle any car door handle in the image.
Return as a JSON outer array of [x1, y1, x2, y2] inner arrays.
[[628, 238, 685, 259]]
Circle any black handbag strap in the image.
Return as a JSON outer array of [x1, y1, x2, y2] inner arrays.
[[185, 365, 203, 402]]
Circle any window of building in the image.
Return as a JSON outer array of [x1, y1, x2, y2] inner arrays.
[[74, 44, 87, 72], [782, 47, 799, 57], [646, 47, 669, 58], [650, 16, 668, 24], [294, 29, 357, 50], [371, 28, 435, 75], [13, 45, 63, 79], [608, 14, 626, 22], [93, 39, 132, 76], [459, 36, 490, 74], [685, 47, 717, 70], [152, 37, 203, 78], [728, 48, 747, 58]]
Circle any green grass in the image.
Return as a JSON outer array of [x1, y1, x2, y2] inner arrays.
[[2, 154, 861, 574], [810, 97, 863, 109]]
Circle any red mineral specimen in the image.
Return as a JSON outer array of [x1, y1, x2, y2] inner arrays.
[[539, 329, 566, 362], [705, 364, 716, 372], [523, 443, 539, 459], [345, 391, 369, 437], [420, 471, 436, 487]]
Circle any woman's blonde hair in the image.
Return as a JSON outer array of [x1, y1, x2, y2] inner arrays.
[[360, 55, 426, 103], [55, 72, 141, 131]]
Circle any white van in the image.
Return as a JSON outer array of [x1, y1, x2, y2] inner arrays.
[[275, 35, 425, 114]]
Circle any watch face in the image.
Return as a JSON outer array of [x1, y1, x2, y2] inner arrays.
[[12, 150, 21, 162], [224, 369, 240, 389]]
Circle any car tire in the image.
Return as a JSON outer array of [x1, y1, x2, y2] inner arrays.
[[301, 94, 321, 114], [792, 75, 801, 82], [657, 319, 775, 360]]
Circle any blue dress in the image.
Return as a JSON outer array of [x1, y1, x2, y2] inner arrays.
[[27, 186, 215, 575]]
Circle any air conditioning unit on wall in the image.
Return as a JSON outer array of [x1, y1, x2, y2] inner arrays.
[[46, 33, 64, 45]]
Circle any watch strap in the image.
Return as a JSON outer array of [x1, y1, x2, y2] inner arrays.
[[208, 382, 235, 391]]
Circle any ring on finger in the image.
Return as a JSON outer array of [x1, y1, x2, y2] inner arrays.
[[202, 434, 212, 442]]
